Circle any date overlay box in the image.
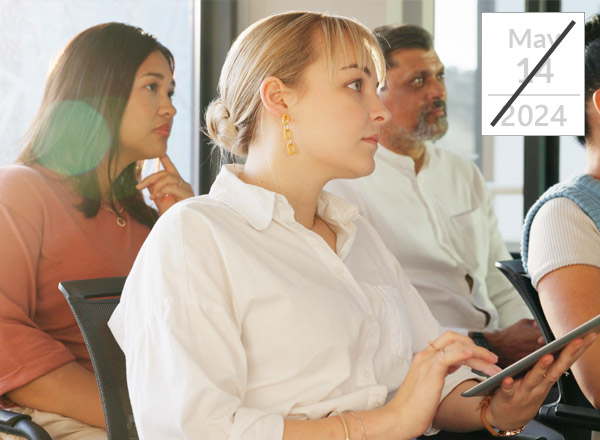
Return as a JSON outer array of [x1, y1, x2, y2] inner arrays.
[[482, 12, 584, 136]]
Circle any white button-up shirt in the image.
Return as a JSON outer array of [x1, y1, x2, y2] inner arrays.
[[327, 144, 531, 332], [109, 165, 478, 440]]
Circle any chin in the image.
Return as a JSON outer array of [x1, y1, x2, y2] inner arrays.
[[344, 159, 376, 180]]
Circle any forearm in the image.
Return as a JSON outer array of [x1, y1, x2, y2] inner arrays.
[[284, 407, 408, 440], [6, 361, 105, 428], [432, 380, 484, 432]]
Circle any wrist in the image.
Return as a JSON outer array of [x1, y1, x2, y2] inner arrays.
[[481, 331, 509, 366], [381, 403, 426, 440], [470, 331, 491, 351], [480, 395, 526, 437]]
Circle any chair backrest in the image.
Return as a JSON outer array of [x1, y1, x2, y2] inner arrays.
[[495, 259, 555, 343], [495, 259, 600, 439], [59, 277, 137, 440]]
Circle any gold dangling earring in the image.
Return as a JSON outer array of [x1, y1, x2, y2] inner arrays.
[[281, 113, 296, 155]]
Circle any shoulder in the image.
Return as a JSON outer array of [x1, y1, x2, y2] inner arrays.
[[427, 144, 483, 179], [143, 195, 244, 252], [528, 198, 600, 286], [0, 164, 56, 208], [0, 164, 47, 187], [532, 197, 597, 234]]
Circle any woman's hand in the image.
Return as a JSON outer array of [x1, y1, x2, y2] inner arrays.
[[136, 155, 194, 215], [487, 332, 597, 431], [385, 331, 502, 439]]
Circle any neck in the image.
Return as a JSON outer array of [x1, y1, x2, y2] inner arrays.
[[586, 144, 600, 180], [380, 138, 427, 174], [241, 148, 322, 230], [96, 158, 128, 201]]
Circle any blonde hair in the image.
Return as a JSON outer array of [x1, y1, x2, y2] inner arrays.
[[205, 10, 386, 157]]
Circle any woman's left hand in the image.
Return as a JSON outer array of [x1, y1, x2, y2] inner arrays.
[[486, 332, 597, 431], [136, 154, 194, 215]]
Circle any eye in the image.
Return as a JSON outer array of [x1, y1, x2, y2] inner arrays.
[[168, 88, 175, 99], [145, 83, 158, 92], [437, 72, 445, 81], [410, 77, 424, 87], [347, 79, 362, 92]]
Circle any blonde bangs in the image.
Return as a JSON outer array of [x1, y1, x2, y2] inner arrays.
[[319, 15, 386, 87]]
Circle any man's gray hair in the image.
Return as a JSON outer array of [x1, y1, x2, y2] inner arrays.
[[373, 24, 433, 69]]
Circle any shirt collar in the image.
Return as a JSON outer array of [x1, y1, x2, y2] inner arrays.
[[375, 142, 432, 172], [208, 165, 360, 235]]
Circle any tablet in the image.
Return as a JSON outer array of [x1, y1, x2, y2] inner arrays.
[[462, 313, 600, 397]]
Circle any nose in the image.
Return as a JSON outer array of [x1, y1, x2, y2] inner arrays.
[[160, 95, 177, 118], [427, 77, 446, 102], [371, 94, 391, 124]]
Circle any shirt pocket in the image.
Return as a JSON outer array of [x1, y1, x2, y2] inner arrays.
[[449, 207, 489, 271]]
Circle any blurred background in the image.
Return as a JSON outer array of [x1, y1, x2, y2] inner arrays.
[[0, 0, 597, 251]]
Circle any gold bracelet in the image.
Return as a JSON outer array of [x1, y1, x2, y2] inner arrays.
[[330, 411, 350, 440], [479, 395, 526, 437], [343, 411, 366, 440]]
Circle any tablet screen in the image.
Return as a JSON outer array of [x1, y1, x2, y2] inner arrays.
[[462, 313, 600, 397]]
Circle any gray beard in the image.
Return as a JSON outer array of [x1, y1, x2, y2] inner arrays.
[[414, 113, 448, 142], [387, 115, 448, 147]]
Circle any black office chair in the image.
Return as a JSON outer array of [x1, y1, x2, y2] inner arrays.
[[58, 276, 137, 440], [0, 409, 52, 440], [496, 259, 600, 440]]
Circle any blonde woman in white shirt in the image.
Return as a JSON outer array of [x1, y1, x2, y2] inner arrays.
[[109, 11, 596, 440]]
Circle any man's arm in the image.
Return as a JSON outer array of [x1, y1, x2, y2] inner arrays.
[[475, 319, 543, 367]]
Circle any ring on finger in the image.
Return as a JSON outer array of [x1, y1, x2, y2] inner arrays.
[[543, 372, 559, 382], [428, 340, 445, 354]]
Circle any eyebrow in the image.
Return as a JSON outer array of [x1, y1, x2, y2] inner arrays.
[[141, 72, 176, 87], [341, 64, 372, 77]]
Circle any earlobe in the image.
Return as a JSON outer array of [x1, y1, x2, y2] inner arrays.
[[260, 76, 291, 118], [592, 90, 600, 116]]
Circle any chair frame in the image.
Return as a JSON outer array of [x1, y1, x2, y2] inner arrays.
[[58, 276, 136, 440], [496, 259, 600, 440]]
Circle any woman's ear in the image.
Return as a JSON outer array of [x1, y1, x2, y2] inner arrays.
[[592, 89, 600, 116], [260, 76, 292, 118]]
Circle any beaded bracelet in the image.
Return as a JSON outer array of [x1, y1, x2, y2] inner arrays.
[[479, 395, 526, 437]]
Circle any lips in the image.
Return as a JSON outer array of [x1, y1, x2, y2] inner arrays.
[[362, 134, 379, 146], [428, 107, 446, 116], [154, 124, 172, 138]]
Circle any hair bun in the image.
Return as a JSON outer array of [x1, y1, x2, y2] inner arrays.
[[585, 14, 600, 45], [205, 99, 238, 152]]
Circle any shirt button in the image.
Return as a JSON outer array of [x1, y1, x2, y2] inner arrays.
[[361, 369, 372, 380]]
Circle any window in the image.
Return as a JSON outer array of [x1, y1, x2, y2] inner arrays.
[[0, 0, 195, 183], [435, 0, 526, 250]]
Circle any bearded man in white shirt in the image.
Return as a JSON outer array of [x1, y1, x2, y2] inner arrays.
[[327, 23, 543, 367]]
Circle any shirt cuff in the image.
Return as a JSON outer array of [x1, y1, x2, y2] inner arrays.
[[230, 407, 284, 440]]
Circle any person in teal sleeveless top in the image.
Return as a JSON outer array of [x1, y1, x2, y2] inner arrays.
[[521, 14, 600, 409]]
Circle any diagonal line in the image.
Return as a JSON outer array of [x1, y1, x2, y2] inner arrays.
[[490, 19, 576, 127]]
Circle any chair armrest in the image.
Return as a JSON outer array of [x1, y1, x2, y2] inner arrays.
[[539, 402, 600, 431], [419, 429, 546, 439], [0, 409, 52, 440]]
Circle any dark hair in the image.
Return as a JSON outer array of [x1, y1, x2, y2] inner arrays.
[[18, 22, 175, 228], [579, 14, 600, 145], [372, 24, 433, 69]]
